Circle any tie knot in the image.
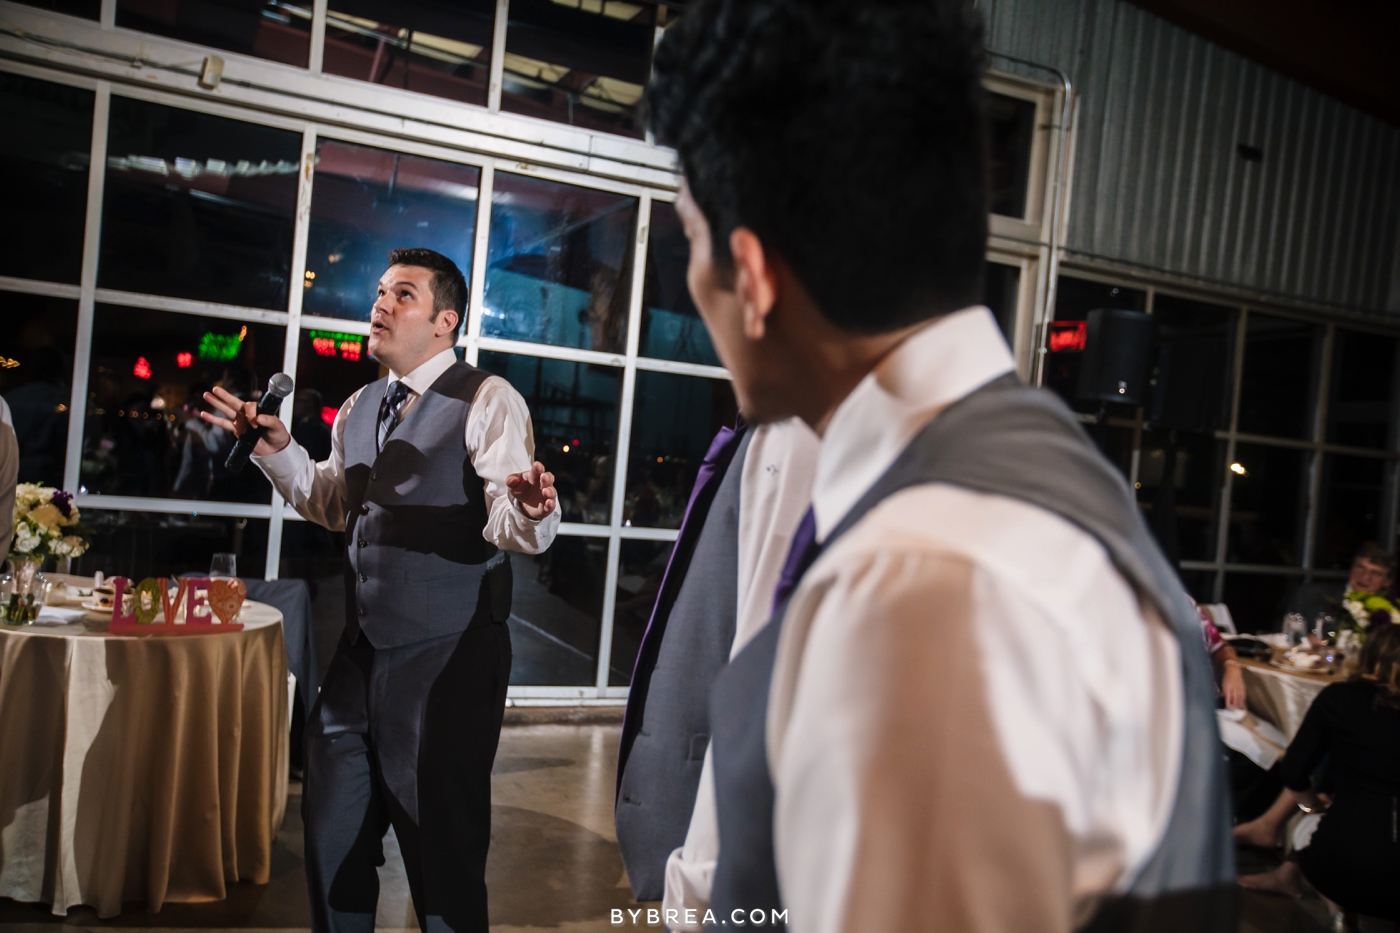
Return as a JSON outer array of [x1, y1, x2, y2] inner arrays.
[[385, 380, 410, 408]]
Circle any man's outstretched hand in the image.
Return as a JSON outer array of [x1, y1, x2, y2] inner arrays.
[[199, 386, 292, 457], [507, 461, 557, 520]]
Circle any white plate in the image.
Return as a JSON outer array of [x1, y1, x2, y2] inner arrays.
[[80, 599, 116, 614]]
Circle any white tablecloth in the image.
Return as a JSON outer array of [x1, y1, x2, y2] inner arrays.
[[0, 601, 287, 917], [1239, 659, 1334, 743]]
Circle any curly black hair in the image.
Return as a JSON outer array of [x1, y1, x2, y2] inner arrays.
[[387, 246, 467, 338], [647, 0, 988, 335]]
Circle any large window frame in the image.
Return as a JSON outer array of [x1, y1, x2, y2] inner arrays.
[[0, 6, 1062, 696]]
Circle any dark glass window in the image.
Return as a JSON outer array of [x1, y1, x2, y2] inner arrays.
[[482, 172, 637, 353], [987, 91, 1036, 218], [983, 261, 1020, 348], [1178, 569, 1216, 606], [11, 0, 99, 18], [640, 200, 718, 366], [304, 140, 480, 322], [506, 544, 605, 686], [1137, 430, 1224, 563], [0, 72, 94, 285], [609, 538, 671, 685], [100, 97, 300, 310], [501, 0, 658, 138], [1327, 329, 1398, 450], [1237, 313, 1323, 440], [0, 292, 79, 487], [478, 351, 621, 525], [1314, 454, 1390, 572], [1148, 295, 1236, 435], [1044, 277, 1146, 415], [322, 0, 495, 108], [1221, 572, 1297, 634], [624, 371, 737, 529], [116, 1, 312, 68], [292, 328, 382, 459], [80, 304, 285, 503], [1091, 423, 1135, 484], [278, 519, 346, 680], [1226, 443, 1309, 566], [71, 510, 270, 582]]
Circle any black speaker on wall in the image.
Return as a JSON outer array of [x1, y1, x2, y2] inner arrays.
[[1076, 308, 1155, 406]]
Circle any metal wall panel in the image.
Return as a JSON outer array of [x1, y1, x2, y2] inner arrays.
[[981, 0, 1400, 316]]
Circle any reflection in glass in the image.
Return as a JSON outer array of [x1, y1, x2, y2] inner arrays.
[[1314, 454, 1390, 572], [1221, 572, 1298, 634], [1327, 329, 1399, 450], [12, 0, 99, 17], [0, 293, 78, 487], [987, 92, 1035, 218], [625, 372, 738, 529], [478, 351, 621, 524], [983, 261, 1020, 349], [1044, 277, 1146, 415], [507, 544, 605, 686], [1138, 430, 1224, 562], [640, 200, 718, 366], [482, 172, 637, 352], [1148, 295, 1236, 435], [71, 510, 269, 583], [100, 97, 300, 310], [501, 0, 659, 138], [305, 140, 480, 322], [1237, 313, 1323, 440], [323, 0, 495, 108], [292, 328, 383, 461], [80, 305, 285, 503], [1227, 443, 1308, 566], [0, 72, 94, 284], [609, 538, 671, 685], [117, 0, 312, 68]]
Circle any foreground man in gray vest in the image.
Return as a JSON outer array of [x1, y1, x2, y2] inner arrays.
[[647, 1, 1234, 931], [202, 247, 559, 933]]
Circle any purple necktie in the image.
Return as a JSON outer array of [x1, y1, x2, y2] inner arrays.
[[771, 505, 819, 614]]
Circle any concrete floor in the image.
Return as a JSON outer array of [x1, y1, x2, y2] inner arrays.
[[0, 719, 1348, 933]]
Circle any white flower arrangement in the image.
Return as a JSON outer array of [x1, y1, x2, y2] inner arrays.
[[10, 483, 89, 563]]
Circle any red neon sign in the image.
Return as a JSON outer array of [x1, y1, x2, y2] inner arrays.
[[133, 357, 152, 379], [321, 406, 338, 427], [339, 339, 361, 362], [312, 337, 338, 358], [1048, 321, 1087, 352], [176, 351, 193, 368]]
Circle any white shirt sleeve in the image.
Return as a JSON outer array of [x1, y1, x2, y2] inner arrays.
[[254, 388, 357, 531], [465, 376, 560, 554]]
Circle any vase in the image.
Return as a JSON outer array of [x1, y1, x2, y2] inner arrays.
[[4, 557, 48, 624]]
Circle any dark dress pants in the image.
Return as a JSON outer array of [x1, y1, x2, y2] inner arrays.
[[304, 618, 511, 933]]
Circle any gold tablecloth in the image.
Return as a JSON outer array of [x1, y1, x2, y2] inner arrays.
[[0, 602, 287, 917], [1238, 656, 1339, 744]]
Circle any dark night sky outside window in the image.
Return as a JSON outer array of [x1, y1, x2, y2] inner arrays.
[[1327, 329, 1399, 450], [0, 293, 79, 488], [640, 200, 720, 366], [11, 0, 99, 18], [1237, 313, 1324, 440], [116, 0, 312, 68], [983, 261, 1020, 348], [987, 92, 1036, 219], [624, 371, 737, 529], [0, 72, 94, 285], [100, 97, 300, 311], [610, 538, 672, 685]]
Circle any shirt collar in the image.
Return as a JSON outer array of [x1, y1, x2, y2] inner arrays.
[[389, 347, 459, 396], [811, 306, 1016, 541]]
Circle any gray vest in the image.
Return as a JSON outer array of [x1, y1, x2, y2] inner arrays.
[[708, 375, 1235, 932], [342, 362, 506, 650], [616, 429, 751, 900]]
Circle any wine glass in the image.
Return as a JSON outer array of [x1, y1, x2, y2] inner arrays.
[[209, 553, 237, 581], [1282, 612, 1307, 646]]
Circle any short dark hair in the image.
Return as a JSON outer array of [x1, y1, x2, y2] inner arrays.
[[647, 0, 988, 335], [1355, 542, 1396, 574], [387, 247, 467, 338]]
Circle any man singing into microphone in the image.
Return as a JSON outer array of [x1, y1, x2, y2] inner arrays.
[[202, 247, 559, 933]]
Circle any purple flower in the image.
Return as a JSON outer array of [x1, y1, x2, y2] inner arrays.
[[51, 489, 73, 518]]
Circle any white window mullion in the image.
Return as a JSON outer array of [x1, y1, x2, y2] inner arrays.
[[464, 163, 495, 366], [308, 0, 328, 74], [487, 0, 509, 113]]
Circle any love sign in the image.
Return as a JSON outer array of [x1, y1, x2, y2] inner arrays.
[[108, 576, 245, 635]]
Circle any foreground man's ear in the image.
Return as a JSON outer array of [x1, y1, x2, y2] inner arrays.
[[731, 227, 778, 342]]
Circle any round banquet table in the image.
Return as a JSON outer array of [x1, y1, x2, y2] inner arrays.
[[1238, 653, 1342, 744], [0, 596, 287, 918]]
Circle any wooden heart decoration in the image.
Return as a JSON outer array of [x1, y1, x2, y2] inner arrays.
[[208, 578, 247, 624]]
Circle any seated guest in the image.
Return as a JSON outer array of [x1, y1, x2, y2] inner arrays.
[[1199, 603, 1246, 709], [0, 397, 15, 563], [1235, 624, 1400, 924], [1287, 543, 1395, 625]]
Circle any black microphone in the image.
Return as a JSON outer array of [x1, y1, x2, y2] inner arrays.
[[225, 373, 294, 473]]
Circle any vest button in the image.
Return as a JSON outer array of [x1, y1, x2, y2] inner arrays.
[[357, 539, 366, 548], [358, 573, 367, 583], [358, 607, 366, 616], [360, 505, 370, 514], [370, 471, 378, 481]]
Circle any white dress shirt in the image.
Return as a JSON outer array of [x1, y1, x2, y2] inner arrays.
[[662, 417, 820, 927], [254, 347, 559, 554], [765, 308, 1182, 932]]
